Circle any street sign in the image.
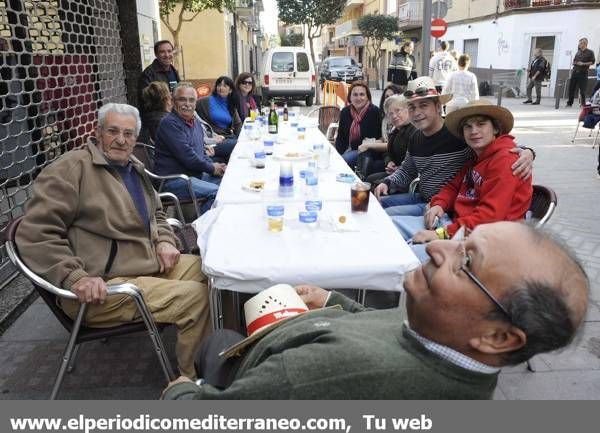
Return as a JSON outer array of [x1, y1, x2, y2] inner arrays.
[[432, 1, 448, 19], [431, 18, 448, 38]]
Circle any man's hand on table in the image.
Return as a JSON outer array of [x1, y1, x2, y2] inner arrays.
[[295, 285, 329, 310]]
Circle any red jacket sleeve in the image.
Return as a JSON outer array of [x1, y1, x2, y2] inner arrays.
[[445, 151, 528, 236], [429, 166, 468, 211]]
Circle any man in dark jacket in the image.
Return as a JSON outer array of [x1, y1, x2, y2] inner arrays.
[[387, 41, 417, 90], [523, 48, 547, 105], [138, 40, 181, 104], [154, 83, 225, 213], [566, 38, 595, 107], [162, 221, 589, 399]]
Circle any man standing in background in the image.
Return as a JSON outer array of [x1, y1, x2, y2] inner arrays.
[[138, 40, 181, 104], [428, 41, 458, 93], [523, 48, 547, 105], [566, 38, 595, 107]]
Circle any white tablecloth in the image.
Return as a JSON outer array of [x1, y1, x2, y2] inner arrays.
[[195, 117, 419, 295], [194, 201, 420, 294]]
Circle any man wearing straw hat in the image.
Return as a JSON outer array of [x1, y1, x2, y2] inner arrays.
[[162, 221, 589, 400], [391, 100, 533, 261], [373, 76, 534, 218]]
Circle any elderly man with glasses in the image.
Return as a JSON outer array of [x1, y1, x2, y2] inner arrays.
[[162, 221, 589, 399], [15, 103, 212, 379], [154, 83, 227, 214]]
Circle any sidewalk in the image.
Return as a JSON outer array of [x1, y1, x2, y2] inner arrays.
[[0, 96, 599, 399]]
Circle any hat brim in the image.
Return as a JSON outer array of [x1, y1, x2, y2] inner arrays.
[[220, 305, 342, 358], [400, 93, 453, 106], [444, 104, 514, 138]]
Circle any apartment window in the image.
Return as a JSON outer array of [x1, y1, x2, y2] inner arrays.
[[463, 39, 479, 67], [447, 0, 453, 7]]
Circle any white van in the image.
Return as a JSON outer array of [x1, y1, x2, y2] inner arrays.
[[261, 47, 316, 106]]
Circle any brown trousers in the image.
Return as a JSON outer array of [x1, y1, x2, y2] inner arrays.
[[60, 254, 211, 379]]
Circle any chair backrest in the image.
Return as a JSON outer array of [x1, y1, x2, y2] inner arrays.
[[318, 106, 341, 136], [529, 184, 557, 228], [133, 142, 156, 172], [2, 217, 79, 332], [578, 105, 593, 122]]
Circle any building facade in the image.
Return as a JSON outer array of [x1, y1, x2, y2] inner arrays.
[[160, 0, 264, 89]]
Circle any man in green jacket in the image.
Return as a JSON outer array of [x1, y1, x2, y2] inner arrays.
[[16, 103, 211, 379], [163, 222, 589, 399]]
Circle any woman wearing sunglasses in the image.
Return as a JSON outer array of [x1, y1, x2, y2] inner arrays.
[[392, 100, 533, 261], [335, 81, 382, 171], [234, 72, 262, 120]]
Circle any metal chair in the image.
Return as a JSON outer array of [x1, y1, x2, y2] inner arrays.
[[133, 142, 205, 220], [2, 217, 176, 399], [528, 184, 557, 229], [571, 104, 600, 148], [306, 105, 341, 140], [162, 193, 199, 255]]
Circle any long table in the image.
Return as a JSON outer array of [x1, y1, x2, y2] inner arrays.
[[194, 116, 419, 329]]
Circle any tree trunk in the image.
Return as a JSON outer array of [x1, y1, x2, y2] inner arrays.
[[307, 25, 321, 105]]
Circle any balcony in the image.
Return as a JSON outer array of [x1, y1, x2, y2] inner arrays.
[[346, 0, 364, 10], [334, 19, 361, 40], [398, 0, 423, 31], [235, 0, 253, 18], [504, 0, 594, 9]]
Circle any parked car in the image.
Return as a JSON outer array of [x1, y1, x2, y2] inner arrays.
[[319, 56, 363, 86], [261, 47, 316, 106]]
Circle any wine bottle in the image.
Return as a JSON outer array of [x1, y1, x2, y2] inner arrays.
[[268, 100, 278, 134]]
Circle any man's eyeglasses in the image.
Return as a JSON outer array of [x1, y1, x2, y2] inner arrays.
[[403, 87, 437, 99], [175, 97, 197, 104], [453, 227, 513, 323], [241, 80, 253, 85], [103, 127, 136, 140], [460, 245, 513, 323]]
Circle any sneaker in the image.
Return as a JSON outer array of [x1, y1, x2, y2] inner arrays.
[[565, 103, 573, 107], [522, 100, 532, 104], [532, 101, 540, 105]]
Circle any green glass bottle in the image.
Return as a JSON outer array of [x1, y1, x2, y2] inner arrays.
[[268, 100, 278, 134]]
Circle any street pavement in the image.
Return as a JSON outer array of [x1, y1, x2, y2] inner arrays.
[[0, 94, 599, 399]]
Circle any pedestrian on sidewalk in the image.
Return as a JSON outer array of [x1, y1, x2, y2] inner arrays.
[[428, 41, 458, 94], [591, 62, 600, 98], [566, 38, 595, 107], [523, 48, 547, 105]]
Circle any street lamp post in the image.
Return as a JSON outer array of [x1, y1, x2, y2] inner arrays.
[[421, 0, 432, 77]]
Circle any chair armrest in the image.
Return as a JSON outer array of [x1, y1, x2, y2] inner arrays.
[[145, 170, 201, 218]]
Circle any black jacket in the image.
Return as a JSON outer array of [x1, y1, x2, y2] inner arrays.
[[138, 59, 180, 103], [335, 104, 382, 154]]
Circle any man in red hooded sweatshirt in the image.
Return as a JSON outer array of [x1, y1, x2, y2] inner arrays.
[[392, 100, 532, 261]]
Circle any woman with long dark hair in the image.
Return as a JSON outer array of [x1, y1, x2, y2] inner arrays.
[[196, 76, 242, 137], [196, 76, 241, 162]]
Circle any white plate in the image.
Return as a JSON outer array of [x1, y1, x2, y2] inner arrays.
[[241, 181, 266, 193], [272, 151, 313, 161]]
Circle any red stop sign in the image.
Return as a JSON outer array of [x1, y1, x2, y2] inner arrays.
[[431, 18, 448, 38]]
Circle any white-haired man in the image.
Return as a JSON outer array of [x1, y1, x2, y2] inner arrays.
[[16, 103, 211, 379]]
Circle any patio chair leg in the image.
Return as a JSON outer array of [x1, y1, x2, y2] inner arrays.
[[50, 304, 87, 400], [66, 344, 81, 373], [130, 292, 176, 382], [594, 128, 600, 149], [572, 123, 580, 143]]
